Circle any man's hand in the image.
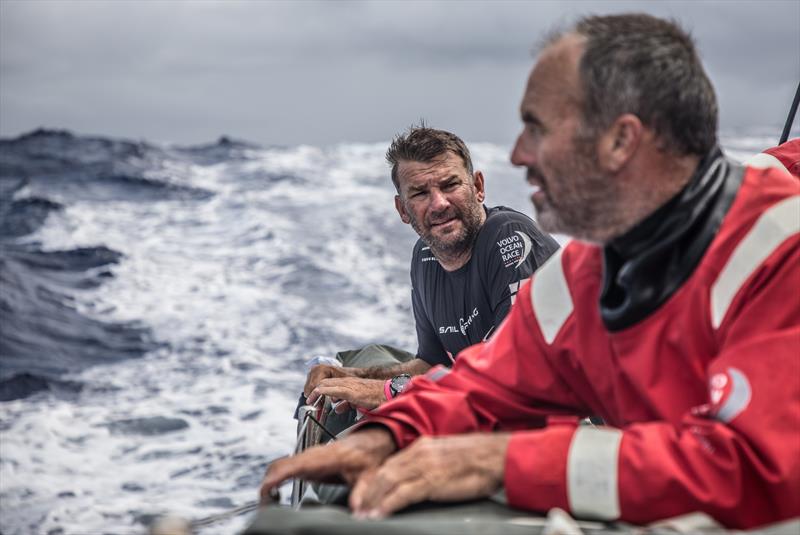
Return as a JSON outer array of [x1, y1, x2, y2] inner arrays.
[[259, 428, 397, 504], [304, 359, 431, 403], [303, 364, 356, 398], [306, 377, 386, 412], [349, 433, 510, 519]]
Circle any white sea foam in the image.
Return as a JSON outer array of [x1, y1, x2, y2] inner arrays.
[[1, 141, 427, 534]]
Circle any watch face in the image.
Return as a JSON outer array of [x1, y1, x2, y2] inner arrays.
[[391, 374, 412, 395]]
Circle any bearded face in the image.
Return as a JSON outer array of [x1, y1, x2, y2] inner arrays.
[[403, 184, 484, 257], [395, 153, 486, 261], [525, 132, 624, 243]]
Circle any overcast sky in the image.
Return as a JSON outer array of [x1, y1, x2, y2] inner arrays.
[[1, 0, 798, 147]]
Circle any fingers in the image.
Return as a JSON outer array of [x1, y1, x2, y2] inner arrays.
[[259, 430, 395, 504], [348, 466, 377, 511], [350, 462, 429, 519], [312, 379, 361, 408], [312, 382, 348, 404], [350, 443, 417, 511], [304, 365, 335, 397], [305, 387, 326, 405], [313, 378, 384, 410], [364, 479, 430, 519], [348, 434, 507, 518], [260, 454, 319, 503], [307, 378, 366, 413], [258, 445, 345, 504], [260, 456, 293, 504]]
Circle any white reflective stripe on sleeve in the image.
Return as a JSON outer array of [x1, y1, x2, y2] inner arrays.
[[530, 248, 573, 344], [426, 366, 451, 382], [743, 153, 790, 175], [711, 195, 800, 328], [567, 427, 623, 520]]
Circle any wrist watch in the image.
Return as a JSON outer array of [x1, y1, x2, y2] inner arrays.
[[386, 373, 412, 399]]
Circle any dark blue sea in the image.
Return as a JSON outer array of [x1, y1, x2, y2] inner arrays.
[[0, 128, 781, 534]]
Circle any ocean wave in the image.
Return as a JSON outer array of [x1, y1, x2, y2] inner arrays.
[[0, 372, 83, 403], [0, 129, 181, 402], [0, 128, 214, 202], [175, 135, 263, 165], [0, 197, 63, 239], [0, 245, 162, 399]]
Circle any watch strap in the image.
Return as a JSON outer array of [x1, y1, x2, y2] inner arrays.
[[384, 378, 394, 400]]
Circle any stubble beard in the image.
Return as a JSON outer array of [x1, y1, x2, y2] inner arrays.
[[531, 137, 627, 244], [407, 196, 484, 261]]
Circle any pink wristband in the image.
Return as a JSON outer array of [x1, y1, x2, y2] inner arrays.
[[383, 379, 393, 401]]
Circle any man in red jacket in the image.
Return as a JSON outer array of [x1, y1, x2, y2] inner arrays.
[[260, 14, 800, 528]]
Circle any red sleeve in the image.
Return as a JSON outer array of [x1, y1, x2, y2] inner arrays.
[[764, 138, 800, 178], [506, 233, 800, 528]]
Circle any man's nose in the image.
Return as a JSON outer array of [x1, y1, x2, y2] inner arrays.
[[429, 188, 450, 211], [510, 132, 532, 167]]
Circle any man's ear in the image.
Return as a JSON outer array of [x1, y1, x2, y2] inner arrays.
[[395, 195, 411, 224], [473, 170, 486, 202], [597, 113, 642, 173]]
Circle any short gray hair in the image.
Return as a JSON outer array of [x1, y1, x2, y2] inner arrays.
[[546, 13, 718, 156]]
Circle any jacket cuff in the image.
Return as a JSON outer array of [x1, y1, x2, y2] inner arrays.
[[504, 426, 574, 513]]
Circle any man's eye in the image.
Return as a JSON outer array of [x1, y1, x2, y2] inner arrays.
[[443, 182, 458, 190], [527, 123, 543, 136]]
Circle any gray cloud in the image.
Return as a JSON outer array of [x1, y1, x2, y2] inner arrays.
[[1, 0, 798, 146]]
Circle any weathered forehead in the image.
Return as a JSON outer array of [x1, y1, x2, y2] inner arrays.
[[396, 152, 469, 187], [522, 33, 585, 113]]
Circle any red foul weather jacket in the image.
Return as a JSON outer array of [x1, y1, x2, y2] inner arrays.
[[760, 137, 800, 177], [364, 153, 800, 528]]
